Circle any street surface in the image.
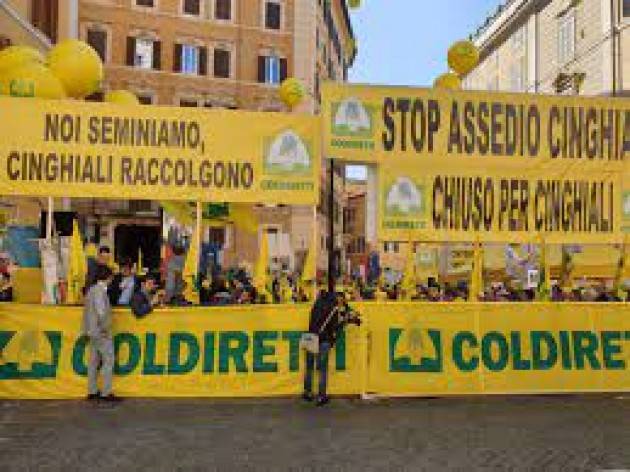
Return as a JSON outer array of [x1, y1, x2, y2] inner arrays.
[[0, 395, 628, 471]]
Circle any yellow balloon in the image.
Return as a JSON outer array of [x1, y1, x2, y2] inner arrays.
[[433, 72, 462, 91], [447, 40, 480, 76], [0, 63, 66, 99], [348, 0, 361, 8], [279, 78, 305, 108], [105, 90, 140, 106], [0, 46, 45, 74], [47, 39, 103, 98]]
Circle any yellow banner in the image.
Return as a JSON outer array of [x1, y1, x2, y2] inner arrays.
[[323, 83, 629, 243], [0, 304, 361, 399], [0, 97, 320, 205], [323, 82, 629, 164], [1, 303, 628, 399], [379, 157, 625, 243], [361, 302, 630, 396]]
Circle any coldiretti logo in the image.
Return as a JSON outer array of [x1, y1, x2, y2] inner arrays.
[[390, 328, 630, 373], [73, 330, 346, 377], [330, 98, 376, 152], [0, 331, 62, 379], [1, 330, 348, 380]]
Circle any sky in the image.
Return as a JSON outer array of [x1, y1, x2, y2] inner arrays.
[[345, 0, 502, 180], [348, 0, 502, 86]]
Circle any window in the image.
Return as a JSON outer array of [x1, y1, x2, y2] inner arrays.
[[31, 0, 58, 43], [0, 36, 12, 50], [214, 48, 230, 78], [509, 58, 527, 92], [136, 0, 154, 6], [624, 0, 630, 18], [182, 45, 199, 74], [183, 0, 200, 15], [257, 55, 287, 84], [511, 26, 525, 51], [173, 44, 206, 75], [180, 99, 198, 107], [265, 1, 281, 30], [208, 227, 225, 247], [137, 94, 153, 105], [357, 237, 366, 254], [215, 0, 231, 20], [127, 37, 161, 70], [86, 28, 107, 62], [558, 10, 575, 65], [85, 91, 104, 102]]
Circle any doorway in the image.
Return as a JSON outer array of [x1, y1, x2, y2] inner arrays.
[[114, 225, 161, 271]]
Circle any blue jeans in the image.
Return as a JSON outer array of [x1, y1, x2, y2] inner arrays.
[[303, 342, 331, 397]]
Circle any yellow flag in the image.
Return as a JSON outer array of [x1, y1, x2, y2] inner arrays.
[[229, 203, 258, 234], [161, 201, 194, 226], [254, 232, 270, 300], [137, 247, 144, 275], [66, 219, 86, 305], [300, 241, 316, 284], [399, 241, 416, 301], [468, 239, 483, 302], [182, 227, 199, 304], [613, 236, 628, 300]]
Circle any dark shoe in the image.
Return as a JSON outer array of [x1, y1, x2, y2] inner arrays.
[[86, 392, 100, 402], [302, 392, 314, 402], [315, 395, 330, 407], [100, 394, 123, 403]]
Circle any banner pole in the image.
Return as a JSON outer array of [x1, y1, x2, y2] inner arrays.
[[196, 201, 202, 254], [46, 196, 53, 242], [312, 204, 318, 299], [327, 158, 335, 293]]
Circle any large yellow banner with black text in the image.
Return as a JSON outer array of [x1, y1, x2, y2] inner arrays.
[[323, 82, 629, 164], [378, 157, 626, 243], [362, 302, 630, 396], [1, 303, 628, 399], [0, 304, 362, 399], [0, 97, 320, 204], [321, 83, 630, 242]]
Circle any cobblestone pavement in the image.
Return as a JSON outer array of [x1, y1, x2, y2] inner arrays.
[[0, 395, 628, 471]]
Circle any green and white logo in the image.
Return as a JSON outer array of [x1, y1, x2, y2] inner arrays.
[[331, 97, 374, 138], [0, 330, 62, 379], [384, 177, 425, 217], [264, 129, 312, 176]]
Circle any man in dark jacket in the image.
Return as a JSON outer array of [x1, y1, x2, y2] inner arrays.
[[86, 246, 111, 289], [303, 291, 361, 406], [130, 276, 159, 318]]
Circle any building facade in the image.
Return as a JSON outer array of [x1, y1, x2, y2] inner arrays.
[[0, 0, 78, 51], [79, 0, 355, 110], [0, 1, 79, 229], [75, 0, 356, 273], [343, 179, 367, 277], [464, 0, 629, 96]]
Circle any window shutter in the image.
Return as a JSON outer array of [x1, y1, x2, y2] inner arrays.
[[216, 0, 231, 20], [214, 49, 230, 78], [173, 44, 182, 72], [87, 29, 107, 62], [279, 58, 288, 82], [199, 46, 207, 75], [126, 36, 136, 66], [258, 56, 266, 83], [152, 40, 161, 70]]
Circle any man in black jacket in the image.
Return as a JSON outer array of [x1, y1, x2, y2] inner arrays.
[[303, 291, 361, 406], [130, 276, 159, 318]]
